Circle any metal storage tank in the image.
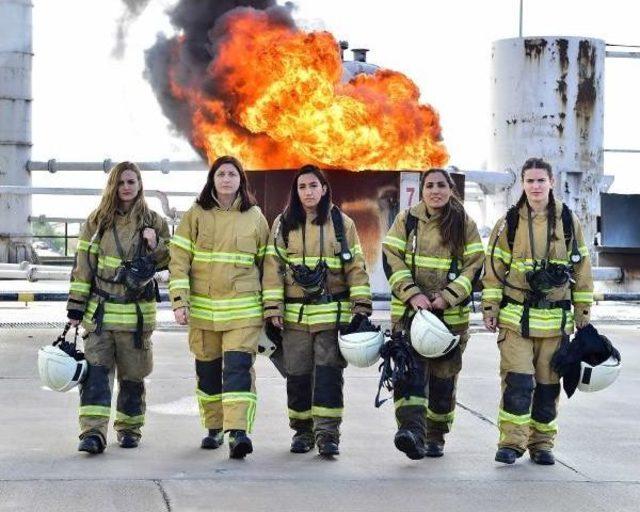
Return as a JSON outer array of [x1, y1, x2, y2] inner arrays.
[[489, 36, 605, 252], [0, 0, 33, 262]]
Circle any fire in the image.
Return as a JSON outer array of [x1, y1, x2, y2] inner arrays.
[[168, 8, 448, 170]]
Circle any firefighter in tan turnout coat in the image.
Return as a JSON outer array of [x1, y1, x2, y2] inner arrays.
[[262, 165, 372, 456], [483, 158, 593, 466], [382, 168, 484, 460], [169, 156, 269, 459], [67, 161, 170, 454]]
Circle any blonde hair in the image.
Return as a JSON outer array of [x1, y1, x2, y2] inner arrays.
[[88, 161, 151, 233]]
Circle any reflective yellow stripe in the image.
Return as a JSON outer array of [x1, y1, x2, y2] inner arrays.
[[257, 245, 267, 257], [262, 288, 284, 301], [451, 275, 472, 295], [79, 405, 111, 417], [288, 409, 313, 420], [350, 285, 371, 298], [97, 255, 122, 269], [69, 281, 91, 294], [312, 406, 343, 418], [77, 239, 99, 254], [223, 392, 258, 432], [115, 412, 145, 425], [284, 302, 351, 326], [463, 242, 484, 256], [405, 254, 452, 270], [530, 418, 558, 433], [394, 396, 427, 409], [169, 279, 190, 291], [579, 245, 589, 257], [426, 408, 455, 423], [287, 255, 343, 270], [193, 251, 255, 266], [389, 269, 412, 286], [499, 304, 575, 331], [196, 389, 222, 403], [572, 291, 593, 304], [171, 235, 194, 253], [85, 300, 157, 326], [483, 288, 503, 300], [383, 235, 407, 251], [489, 247, 512, 265], [498, 409, 530, 425], [191, 306, 263, 323], [191, 294, 262, 311]]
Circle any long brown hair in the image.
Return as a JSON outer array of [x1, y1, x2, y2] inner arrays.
[[516, 157, 558, 239], [88, 161, 151, 233], [196, 155, 257, 212], [281, 165, 332, 237], [420, 168, 466, 257]]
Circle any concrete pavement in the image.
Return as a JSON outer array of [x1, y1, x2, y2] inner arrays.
[[0, 319, 638, 511]]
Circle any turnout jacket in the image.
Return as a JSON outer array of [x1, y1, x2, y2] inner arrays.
[[169, 198, 270, 331], [382, 201, 484, 333], [262, 207, 372, 333], [67, 209, 170, 332], [482, 200, 593, 338]]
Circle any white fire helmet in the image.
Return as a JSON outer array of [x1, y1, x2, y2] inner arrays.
[[410, 309, 460, 359], [338, 330, 384, 368], [577, 356, 621, 393], [38, 345, 88, 392]]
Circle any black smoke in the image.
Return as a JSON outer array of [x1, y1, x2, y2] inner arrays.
[[143, 1, 296, 156], [113, 0, 153, 58]]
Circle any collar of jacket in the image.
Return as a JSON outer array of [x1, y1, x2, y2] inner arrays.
[[409, 201, 441, 222], [518, 199, 563, 220], [304, 202, 334, 225], [210, 193, 241, 212]]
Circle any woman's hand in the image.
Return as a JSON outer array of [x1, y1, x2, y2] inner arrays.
[[142, 228, 158, 250], [174, 307, 189, 325], [269, 316, 284, 330], [430, 293, 448, 310], [484, 317, 498, 332], [409, 293, 431, 311]]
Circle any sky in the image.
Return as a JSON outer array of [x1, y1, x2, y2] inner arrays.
[[30, 0, 640, 220]]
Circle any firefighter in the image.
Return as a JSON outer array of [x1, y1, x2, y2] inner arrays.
[[262, 165, 372, 456], [483, 157, 593, 465], [169, 156, 269, 459], [382, 168, 484, 460], [67, 161, 170, 454]]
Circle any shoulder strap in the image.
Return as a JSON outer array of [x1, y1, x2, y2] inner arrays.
[[405, 211, 418, 240], [505, 205, 519, 252], [561, 203, 582, 264], [331, 206, 352, 264]]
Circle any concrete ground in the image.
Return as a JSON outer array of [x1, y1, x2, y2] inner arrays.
[[0, 304, 638, 511]]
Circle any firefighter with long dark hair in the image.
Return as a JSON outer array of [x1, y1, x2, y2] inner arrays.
[[262, 165, 372, 456], [382, 168, 484, 460], [67, 161, 170, 454], [483, 157, 593, 465], [169, 156, 270, 459]]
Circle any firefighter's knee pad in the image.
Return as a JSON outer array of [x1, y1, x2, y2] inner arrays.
[[117, 380, 145, 415], [223, 351, 253, 392], [313, 365, 344, 407], [503, 372, 535, 415], [531, 383, 561, 423], [428, 375, 455, 413], [195, 358, 222, 395], [80, 364, 111, 406]]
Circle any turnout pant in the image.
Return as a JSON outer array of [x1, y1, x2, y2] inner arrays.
[[189, 326, 259, 433], [394, 332, 468, 444], [497, 328, 562, 453], [282, 329, 347, 439], [79, 330, 153, 444]]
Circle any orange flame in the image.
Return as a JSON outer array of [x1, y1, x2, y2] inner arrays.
[[169, 9, 448, 170]]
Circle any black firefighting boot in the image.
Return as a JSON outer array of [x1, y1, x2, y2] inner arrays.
[[316, 432, 340, 457], [118, 432, 140, 449], [394, 428, 425, 460], [425, 431, 444, 458], [495, 447, 523, 464], [78, 434, 105, 455], [290, 428, 314, 454], [201, 429, 224, 450], [228, 430, 253, 459], [530, 449, 555, 465]]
